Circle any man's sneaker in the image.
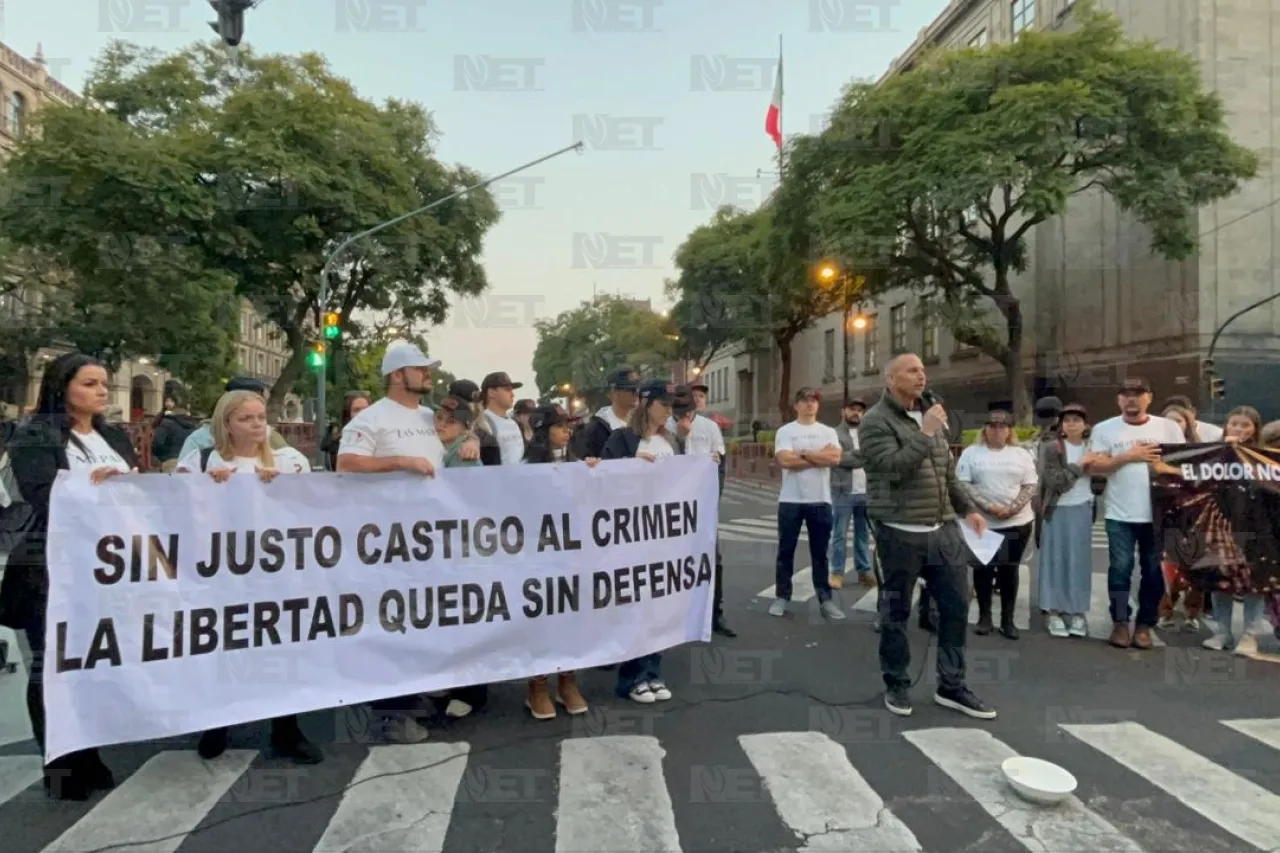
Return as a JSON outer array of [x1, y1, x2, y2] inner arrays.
[[1233, 633, 1259, 656], [768, 598, 787, 617], [884, 688, 912, 717], [445, 699, 473, 719], [934, 686, 997, 720], [820, 599, 847, 621], [1047, 615, 1068, 638]]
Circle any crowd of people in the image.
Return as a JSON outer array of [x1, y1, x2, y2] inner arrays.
[[768, 353, 1280, 720], [0, 342, 735, 800]]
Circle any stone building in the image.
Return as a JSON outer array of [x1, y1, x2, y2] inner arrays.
[[0, 41, 299, 421], [716, 0, 1280, 432]]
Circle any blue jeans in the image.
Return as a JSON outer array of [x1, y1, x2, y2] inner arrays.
[[616, 653, 662, 696], [774, 502, 834, 602], [830, 492, 871, 577], [1105, 520, 1163, 627], [1210, 593, 1268, 638]]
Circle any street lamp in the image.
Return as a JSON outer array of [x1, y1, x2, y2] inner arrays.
[[1204, 289, 1280, 419], [815, 261, 869, 400]]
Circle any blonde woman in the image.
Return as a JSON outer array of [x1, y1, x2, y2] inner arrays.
[[175, 390, 310, 477], [173, 388, 319, 763], [955, 409, 1039, 639], [1160, 403, 1201, 443]]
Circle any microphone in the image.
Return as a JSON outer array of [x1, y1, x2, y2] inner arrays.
[[920, 389, 948, 432]]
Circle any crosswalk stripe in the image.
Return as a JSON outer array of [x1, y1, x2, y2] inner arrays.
[[313, 742, 468, 853], [739, 731, 922, 851], [1221, 717, 1280, 751], [1061, 722, 1280, 850], [903, 728, 1143, 852], [758, 567, 817, 603], [0, 755, 42, 808], [41, 748, 259, 853], [556, 736, 681, 853], [0, 627, 33, 749], [723, 518, 777, 530]]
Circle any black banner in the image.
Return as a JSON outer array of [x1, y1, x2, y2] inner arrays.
[[1151, 443, 1280, 596]]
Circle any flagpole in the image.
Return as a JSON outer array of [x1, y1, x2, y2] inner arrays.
[[776, 33, 784, 177]]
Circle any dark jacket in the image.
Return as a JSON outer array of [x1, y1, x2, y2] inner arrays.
[[477, 429, 502, 467], [0, 419, 139, 630], [601, 427, 686, 460], [830, 422, 866, 496], [858, 391, 973, 525], [574, 409, 627, 460], [1036, 436, 1088, 521], [151, 412, 200, 467]]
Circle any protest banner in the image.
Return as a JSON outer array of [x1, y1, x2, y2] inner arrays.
[[1151, 443, 1280, 597], [43, 456, 718, 762]]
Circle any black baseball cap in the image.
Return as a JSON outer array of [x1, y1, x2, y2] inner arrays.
[[449, 379, 481, 403], [481, 371, 523, 391], [226, 376, 267, 394], [1034, 396, 1063, 418], [435, 395, 476, 427], [513, 398, 537, 416], [530, 403, 581, 430], [1060, 402, 1089, 420], [638, 379, 675, 403], [844, 397, 867, 409], [609, 368, 640, 391], [1119, 378, 1151, 395]]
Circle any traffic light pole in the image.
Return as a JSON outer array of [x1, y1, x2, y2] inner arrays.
[[1204, 289, 1280, 420], [313, 141, 584, 465]]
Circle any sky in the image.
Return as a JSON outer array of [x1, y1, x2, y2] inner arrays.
[[2, 0, 948, 395]]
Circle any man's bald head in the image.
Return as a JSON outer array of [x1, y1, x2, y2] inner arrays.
[[885, 352, 927, 402]]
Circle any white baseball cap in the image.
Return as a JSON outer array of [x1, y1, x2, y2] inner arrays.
[[381, 340, 441, 376]]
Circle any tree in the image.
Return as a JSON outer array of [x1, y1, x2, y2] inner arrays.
[[0, 41, 500, 418], [811, 0, 1259, 419], [666, 206, 772, 374], [532, 295, 678, 410]]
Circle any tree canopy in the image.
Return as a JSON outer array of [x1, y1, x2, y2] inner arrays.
[[532, 295, 678, 410], [808, 0, 1258, 417], [0, 41, 500, 416]]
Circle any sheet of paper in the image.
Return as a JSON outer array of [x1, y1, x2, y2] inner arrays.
[[958, 520, 1004, 565]]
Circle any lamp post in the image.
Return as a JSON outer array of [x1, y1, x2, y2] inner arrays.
[[817, 262, 867, 401], [1203, 290, 1280, 420], [313, 142, 583, 463]]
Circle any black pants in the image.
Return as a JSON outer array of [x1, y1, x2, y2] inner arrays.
[[973, 523, 1032, 619], [201, 715, 304, 745], [23, 612, 107, 775], [872, 522, 970, 692], [775, 503, 834, 601]]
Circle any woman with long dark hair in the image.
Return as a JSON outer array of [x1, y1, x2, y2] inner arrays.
[[0, 352, 138, 799], [520, 403, 595, 719], [321, 390, 371, 470]]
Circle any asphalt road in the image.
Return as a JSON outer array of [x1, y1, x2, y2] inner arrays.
[[2, 479, 1279, 852]]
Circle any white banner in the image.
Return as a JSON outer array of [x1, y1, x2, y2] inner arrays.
[[43, 456, 718, 761]]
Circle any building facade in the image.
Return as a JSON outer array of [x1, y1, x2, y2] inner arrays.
[[0, 41, 299, 421], [721, 0, 1280, 433]]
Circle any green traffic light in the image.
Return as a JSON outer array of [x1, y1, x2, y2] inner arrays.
[[323, 325, 340, 339], [307, 351, 326, 369]]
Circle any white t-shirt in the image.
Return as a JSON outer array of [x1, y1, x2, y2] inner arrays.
[[638, 434, 675, 458], [338, 397, 444, 470], [175, 446, 311, 474], [775, 420, 839, 505], [1057, 441, 1094, 506], [1197, 421, 1224, 442], [66, 431, 132, 473], [680, 414, 725, 459], [956, 444, 1038, 529], [1089, 415, 1185, 523], [594, 406, 628, 431], [485, 410, 526, 466]]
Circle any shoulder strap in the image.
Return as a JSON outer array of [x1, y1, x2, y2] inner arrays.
[[199, 446, 215, 472]]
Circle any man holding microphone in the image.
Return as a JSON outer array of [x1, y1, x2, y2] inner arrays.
[[858, 353, 996, 719]]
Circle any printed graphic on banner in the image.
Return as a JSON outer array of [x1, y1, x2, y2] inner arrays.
[[1151, 443, 1280, 598], [42, 457, 718, 761]]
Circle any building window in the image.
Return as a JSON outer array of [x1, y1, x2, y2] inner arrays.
[[238, 347, 247, 369], [968, 29, 988, 47], [1011, 0, 1035, 35], [922, 308, 939, 361], [890, 304, 907, 354], [863, 314, 878, 372], [823, 329, 836, 382], [8, 92, 25, 137]]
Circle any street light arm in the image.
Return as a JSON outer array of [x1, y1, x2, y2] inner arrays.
[[1207, 290, 1280, 361]]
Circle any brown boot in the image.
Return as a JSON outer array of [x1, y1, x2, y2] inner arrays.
[[526, 676, 556, 720], [556, 672, 588, 715], [1131, 626, 1153, 650], [1108, 623, 1132, 648]]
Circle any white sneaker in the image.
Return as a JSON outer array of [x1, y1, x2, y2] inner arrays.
[[628, 682, 657, 704], [648, 680, 673, 701], [769, 598, 787, 617], [445, 699, 473, 719], [1157, 617, 1177, 631], [1185, 618, 1201, 633], [1233, 634, 1259, 657], [1068, 615, 1088, 637], [1047, 615, 1068, 638], [1203, 633, 1231, 651]]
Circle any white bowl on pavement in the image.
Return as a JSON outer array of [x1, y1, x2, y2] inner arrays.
[[1001, 756, 1077, 805]]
